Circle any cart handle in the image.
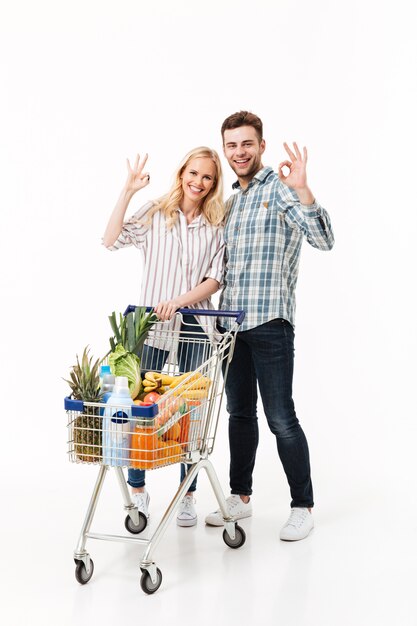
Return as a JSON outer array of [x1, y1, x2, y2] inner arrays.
[[123, 305, 245, 325], [64, 396, 158, 418]]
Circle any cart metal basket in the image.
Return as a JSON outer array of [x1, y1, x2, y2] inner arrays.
[[65, 306, 245, 594]]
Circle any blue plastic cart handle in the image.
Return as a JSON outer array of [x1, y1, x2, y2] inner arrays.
[[123, 305, 245, 326], [64, 396, 158, 418]]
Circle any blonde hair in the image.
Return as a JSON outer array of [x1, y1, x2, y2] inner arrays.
[[145, 147, 225, 228]]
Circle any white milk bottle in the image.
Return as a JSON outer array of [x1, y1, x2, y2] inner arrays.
[[102, 376, 134, 466]]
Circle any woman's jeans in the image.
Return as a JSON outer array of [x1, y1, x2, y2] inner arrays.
[[224, 318, 314, 508], [127, 315, 207, 493]]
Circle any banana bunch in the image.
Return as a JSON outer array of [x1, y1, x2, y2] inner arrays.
[[170, 371, 212, 400], [142, 372, 175, 394]]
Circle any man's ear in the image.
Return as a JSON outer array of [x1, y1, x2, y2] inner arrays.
[[260, 139, 266, 154]]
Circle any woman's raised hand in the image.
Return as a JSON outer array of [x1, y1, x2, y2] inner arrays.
[[125, 153, 150, 194]]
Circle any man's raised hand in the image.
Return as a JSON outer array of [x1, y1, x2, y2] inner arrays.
[[278, 142, 308, 191]]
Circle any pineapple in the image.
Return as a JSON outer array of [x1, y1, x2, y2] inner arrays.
[[64, 347, 104, 463]]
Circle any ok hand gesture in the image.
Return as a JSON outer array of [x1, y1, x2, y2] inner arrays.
[[278, 142, 308, 191], [125, 153, 150, 194]]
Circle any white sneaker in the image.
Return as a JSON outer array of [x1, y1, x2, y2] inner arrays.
[[177, 495, 197, 527], [132, 490, 150, 519], [279, 508, 313, 541], [205, 494, 252, 526]]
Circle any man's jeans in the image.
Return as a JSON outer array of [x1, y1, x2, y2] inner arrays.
[[225, 318, 314, 508]]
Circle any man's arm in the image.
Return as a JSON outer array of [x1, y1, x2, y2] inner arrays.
[[277, 142, 334, 250]]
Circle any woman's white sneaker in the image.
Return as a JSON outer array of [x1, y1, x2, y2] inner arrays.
[[205, 495, 252, 526], [177, 495, 197, 527], [279, 507, 313, 541], [132, 491, 150, 519]]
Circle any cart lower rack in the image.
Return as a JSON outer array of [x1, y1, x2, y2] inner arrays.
[[65, 307, 246, 593]]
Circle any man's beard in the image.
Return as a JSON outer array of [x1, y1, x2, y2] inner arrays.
[[230, 156, 262, 181]]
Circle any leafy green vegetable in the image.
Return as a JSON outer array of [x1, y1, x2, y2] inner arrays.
[[109, 344, 142, 400], [106, 306, 157, 399], [108, 306, 158, 356]]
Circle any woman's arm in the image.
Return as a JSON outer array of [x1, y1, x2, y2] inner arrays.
[[154, 278, 220, 321], [102, 153, 150, 248]]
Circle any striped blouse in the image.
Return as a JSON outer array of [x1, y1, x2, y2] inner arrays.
[[108, 201, 225, 340]]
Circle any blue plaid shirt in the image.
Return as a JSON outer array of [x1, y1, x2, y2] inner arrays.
[[219, 166, 334, 331]]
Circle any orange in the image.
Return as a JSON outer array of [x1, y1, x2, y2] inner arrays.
[[163, 421, 181, 442], [163, 439, 182, 464]]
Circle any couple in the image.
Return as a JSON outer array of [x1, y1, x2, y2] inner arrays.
[[103, 110, 334, 542]]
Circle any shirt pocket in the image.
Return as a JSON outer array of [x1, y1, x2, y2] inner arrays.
[[249, 203, 271, 236]]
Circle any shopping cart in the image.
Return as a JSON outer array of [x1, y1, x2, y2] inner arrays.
[[65, 307, 246, 594]]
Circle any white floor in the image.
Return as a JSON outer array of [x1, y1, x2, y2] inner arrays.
[[2, 402, 416, 626]]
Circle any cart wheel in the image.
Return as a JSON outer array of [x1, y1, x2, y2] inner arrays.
[[74, 558, 94, 584], [140, 567, 163, 594], [223, 524, 246, 549], [124, 512, 147, 534]]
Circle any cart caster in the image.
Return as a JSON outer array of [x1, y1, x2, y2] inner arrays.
[[74, 558, 94, 584], [124, 511, 147, 534], [140, 567, 163, 594], [223, 524, 246, 549]]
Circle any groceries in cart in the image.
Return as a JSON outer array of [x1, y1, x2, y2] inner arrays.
[[64, 346, 106, 463], [64, 307, 213, 470], [107, 307, 158, 400]]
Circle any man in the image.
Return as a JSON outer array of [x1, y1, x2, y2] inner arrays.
[[205, 111, 334, 540]]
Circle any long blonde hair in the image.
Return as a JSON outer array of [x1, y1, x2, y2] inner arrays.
[[145, 147, 225, 228]]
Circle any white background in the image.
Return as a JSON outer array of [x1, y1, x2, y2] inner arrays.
[[1, 1, 416, 624]]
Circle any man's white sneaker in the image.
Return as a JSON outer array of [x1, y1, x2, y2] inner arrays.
[[177, 495, 197, 527], [132, 490, 150, 519], [205, 494, 252, 526], [279, 507, 313, 541]]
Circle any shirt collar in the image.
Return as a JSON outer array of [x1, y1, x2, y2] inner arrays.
[[176, 207, 206, 228], [231, 166, 274, 190]]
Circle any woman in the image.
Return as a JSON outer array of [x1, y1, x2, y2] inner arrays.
[[103, 146, 225, 527]]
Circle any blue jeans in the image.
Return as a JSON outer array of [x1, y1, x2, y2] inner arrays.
[[224, 318, 314, 508], [128, 315, 207, 492]]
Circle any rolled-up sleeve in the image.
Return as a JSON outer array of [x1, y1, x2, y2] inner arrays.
[[106, 201, 153, 251], [204, 227, 225, 285]]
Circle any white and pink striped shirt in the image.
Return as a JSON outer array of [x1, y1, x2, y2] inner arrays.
[[108, 201, 225, 339]]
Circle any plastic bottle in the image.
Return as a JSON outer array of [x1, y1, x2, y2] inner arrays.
[[99, 373, 116, 415], [99, 364, 111, 388], [101, 373, 115, 400], [130, 414, 159, 469], [102, 376, 134, 466], [183, 400, 204, 452]]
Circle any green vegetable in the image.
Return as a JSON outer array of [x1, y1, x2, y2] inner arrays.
[[108, 306, 158, 357], [107, 306, 157, 400], [109, 344, 142, 399]]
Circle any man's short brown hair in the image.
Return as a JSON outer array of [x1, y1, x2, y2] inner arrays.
[[221, 110, 263, 143]]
